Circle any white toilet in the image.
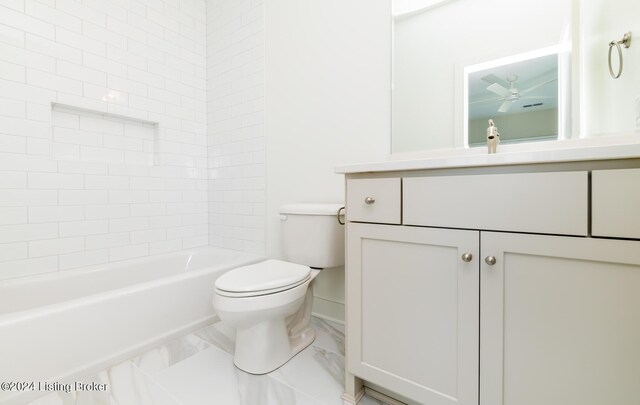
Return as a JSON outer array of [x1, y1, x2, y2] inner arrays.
[[212, 203, 345, 374]]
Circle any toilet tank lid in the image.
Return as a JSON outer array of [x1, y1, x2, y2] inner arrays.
[[279, 203, 343, 216]]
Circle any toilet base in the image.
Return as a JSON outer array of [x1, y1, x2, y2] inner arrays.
[[234, 320, 316, 375], [215, 269, 321, 375]]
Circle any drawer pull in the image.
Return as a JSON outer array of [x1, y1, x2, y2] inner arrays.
[[461, 253, 473, 262], [364, 197, 376, 205], [485, 256, 497, 266]]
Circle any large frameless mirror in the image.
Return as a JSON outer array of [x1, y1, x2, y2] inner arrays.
[[391, 0, 573, 154]]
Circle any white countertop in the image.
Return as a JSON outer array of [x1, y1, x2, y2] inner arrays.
[[336, 136, 640, 174]]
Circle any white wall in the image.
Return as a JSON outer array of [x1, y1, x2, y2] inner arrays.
[[265, 0, 391, 320], [206, 0, 266, 255], [0, 0, 208, 279], [581, 0, 640, 137], [392, 0, 572, 153]]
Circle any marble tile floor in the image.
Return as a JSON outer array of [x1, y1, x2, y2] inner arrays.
[[29, 317, 385, 405]]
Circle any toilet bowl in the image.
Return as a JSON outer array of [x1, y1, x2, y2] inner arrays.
[[212, 203, 344, 374], [213, 260, 320, 374]]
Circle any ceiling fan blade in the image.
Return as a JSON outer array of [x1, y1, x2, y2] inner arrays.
[[481, 74, 509, 88], [469, 96, 503, 104], [520, 77, 557, 94], [486, 83, 510, 97], [497, 100, 512, 113]]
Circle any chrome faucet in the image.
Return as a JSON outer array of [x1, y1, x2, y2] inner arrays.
[[487, 119, 500, 154]]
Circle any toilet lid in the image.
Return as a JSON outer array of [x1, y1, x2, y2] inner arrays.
[[215, 259, 311, 295]]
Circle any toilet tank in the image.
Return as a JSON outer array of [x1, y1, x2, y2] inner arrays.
[[279, 203, 345, 268]]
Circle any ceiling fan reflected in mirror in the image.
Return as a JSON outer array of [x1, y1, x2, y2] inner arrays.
[[472, 73, 557, 113]]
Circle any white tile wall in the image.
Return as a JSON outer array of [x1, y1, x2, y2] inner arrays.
[[206, 0, 265, 255], [0, 0, 208, 279]]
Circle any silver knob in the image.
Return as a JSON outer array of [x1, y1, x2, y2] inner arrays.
[[485, 256, 497, 266], [364, 197, 376, 204], [461, 253, 473, 262]]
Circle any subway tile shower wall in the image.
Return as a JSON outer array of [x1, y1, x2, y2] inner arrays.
[[0, 0, 209, 279], [206, 0, 266, 255]]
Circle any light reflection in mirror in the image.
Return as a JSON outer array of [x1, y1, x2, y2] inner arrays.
[[463, 47, 567, 147]]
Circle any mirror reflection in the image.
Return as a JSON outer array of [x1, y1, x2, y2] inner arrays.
[[391, 0, 573, 154], [466, 52, 561, 146]]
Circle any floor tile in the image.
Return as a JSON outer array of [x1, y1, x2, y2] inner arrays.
[[269, 344, 345, 405], [153, 346, 325, 405], [23, 394, 63, 405], [311, 318, 345, 356], [28, 316, 357, 405], [28, 361, 181, 405], [193, 320, 236, 355], [132, 334, 212, 376]]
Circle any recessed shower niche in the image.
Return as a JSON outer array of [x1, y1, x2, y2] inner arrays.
[[50, 104, 159, 166]]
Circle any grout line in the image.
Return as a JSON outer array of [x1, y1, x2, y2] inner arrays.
[[264, 375, 333, 405]]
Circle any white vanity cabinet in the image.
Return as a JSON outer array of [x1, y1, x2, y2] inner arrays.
[[480, 231, 640, 405], [344, 165, 640, 405], [346, 223, 479, 405]]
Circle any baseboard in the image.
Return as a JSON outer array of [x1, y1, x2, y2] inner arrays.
[[312, 296, 344, 324], [364, 387, 407, 405]]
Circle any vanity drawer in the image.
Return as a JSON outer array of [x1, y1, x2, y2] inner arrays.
[[592, 169, 640, 239], [403, 171, 588, 236], [346, 178, 401, 224]]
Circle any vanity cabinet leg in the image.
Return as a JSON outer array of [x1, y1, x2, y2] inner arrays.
[[342, 372, 364, 404]]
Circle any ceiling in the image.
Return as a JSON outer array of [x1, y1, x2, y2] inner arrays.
[[392, 0, 452, 18]]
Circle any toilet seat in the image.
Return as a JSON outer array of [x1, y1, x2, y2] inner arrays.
[[215, 260, 311, 298]]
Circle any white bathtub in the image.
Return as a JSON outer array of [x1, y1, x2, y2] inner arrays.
[[0, 247, 262, 404]]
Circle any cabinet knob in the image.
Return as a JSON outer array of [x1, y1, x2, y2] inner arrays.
[[485, 256, 497, 266], [364, 197, 376, 204], [461, 253, 473, 262]]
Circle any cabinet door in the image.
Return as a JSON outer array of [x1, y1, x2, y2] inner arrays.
[[481, 232, 640, 405], [346, 223, 479, 405]]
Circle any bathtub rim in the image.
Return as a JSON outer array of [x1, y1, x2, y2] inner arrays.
[[0, 247, 265, 322], [0, 246, 259, 287]]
